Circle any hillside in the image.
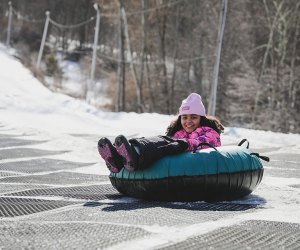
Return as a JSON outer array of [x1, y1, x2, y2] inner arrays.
[[0, 0, 299, 133]]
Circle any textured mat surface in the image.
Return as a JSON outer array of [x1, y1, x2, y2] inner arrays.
[[0, 172, 109, 185], [267, 153, 300, 162], [264, 168, 300, 178], [159, 220, 300, 250], [0, 138, 46, 148], [265, 160, 299, 168], [0, 158, 91, 173], [0, 197, 76, 217], [0, 128, 298, 249], [0, 171, 21, 177], [27, 202, 259, 226], [0, 221, 150, 249], [0, 133, 21, 138], [94, 201, 260, 212], [5, 184, 121, 201], [0, 148, 67, 159], [70, 133, 109, 141], [264, 153, 300, 178], [0, 183, 51, 194]]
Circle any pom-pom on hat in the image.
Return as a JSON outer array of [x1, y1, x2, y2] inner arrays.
[[179, 93, 206, 116]]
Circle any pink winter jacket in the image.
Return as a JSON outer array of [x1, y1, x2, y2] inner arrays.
[[172, 126, 221, 151]]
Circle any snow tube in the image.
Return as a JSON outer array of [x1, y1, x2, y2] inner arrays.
[[109, 142, 266, 202]]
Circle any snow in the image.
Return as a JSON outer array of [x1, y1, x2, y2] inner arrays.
[[1, 43, 300, 244]]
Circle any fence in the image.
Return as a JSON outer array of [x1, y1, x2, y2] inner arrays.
[[2, 0, 225, 115], [5, 2, 98, 84]]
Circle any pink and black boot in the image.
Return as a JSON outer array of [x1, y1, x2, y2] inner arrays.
[[115, 135, 139, 172], [98, 137, 124, 173]]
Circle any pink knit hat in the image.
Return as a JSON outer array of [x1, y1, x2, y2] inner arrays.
[[179, 93, 206, 116]]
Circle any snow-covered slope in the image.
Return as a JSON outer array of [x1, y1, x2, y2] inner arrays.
[[1, 44, 300, 228]]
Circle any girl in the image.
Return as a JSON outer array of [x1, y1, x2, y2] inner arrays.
[[98, 93, 224, 173]]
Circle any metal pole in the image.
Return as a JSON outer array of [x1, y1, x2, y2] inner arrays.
[[116, 0, 125, 112], [36, 11, 50, 69], [208, 0, 227, 115], [6, 1, 13, 47], [91, 4, 100, 84]]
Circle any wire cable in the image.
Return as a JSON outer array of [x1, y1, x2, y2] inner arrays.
[[49, 16, 96, 29], [96, 52, 204, 65], [101, 0, 188, 18]]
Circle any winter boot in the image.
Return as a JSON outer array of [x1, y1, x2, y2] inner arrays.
[[115, 135, 139, 172], [98, 137, 124, 173]]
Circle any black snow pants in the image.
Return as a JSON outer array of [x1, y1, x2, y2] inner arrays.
[[128, 135, 188, 170]]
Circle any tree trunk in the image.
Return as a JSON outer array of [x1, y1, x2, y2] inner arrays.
[[116, 0, 126, 112], [289, 3, 300, 108], [139, 0, 148, 111], [251, 0, 283, 123], [121, 4, 143, 112], [170, 4, 180, 114], [157, 10, 169, 114]]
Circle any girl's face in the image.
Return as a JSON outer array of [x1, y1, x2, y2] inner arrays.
[[181, 114, 201, 133]]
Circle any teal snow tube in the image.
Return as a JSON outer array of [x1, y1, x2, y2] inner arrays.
[[109, 145, 265, 202]]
